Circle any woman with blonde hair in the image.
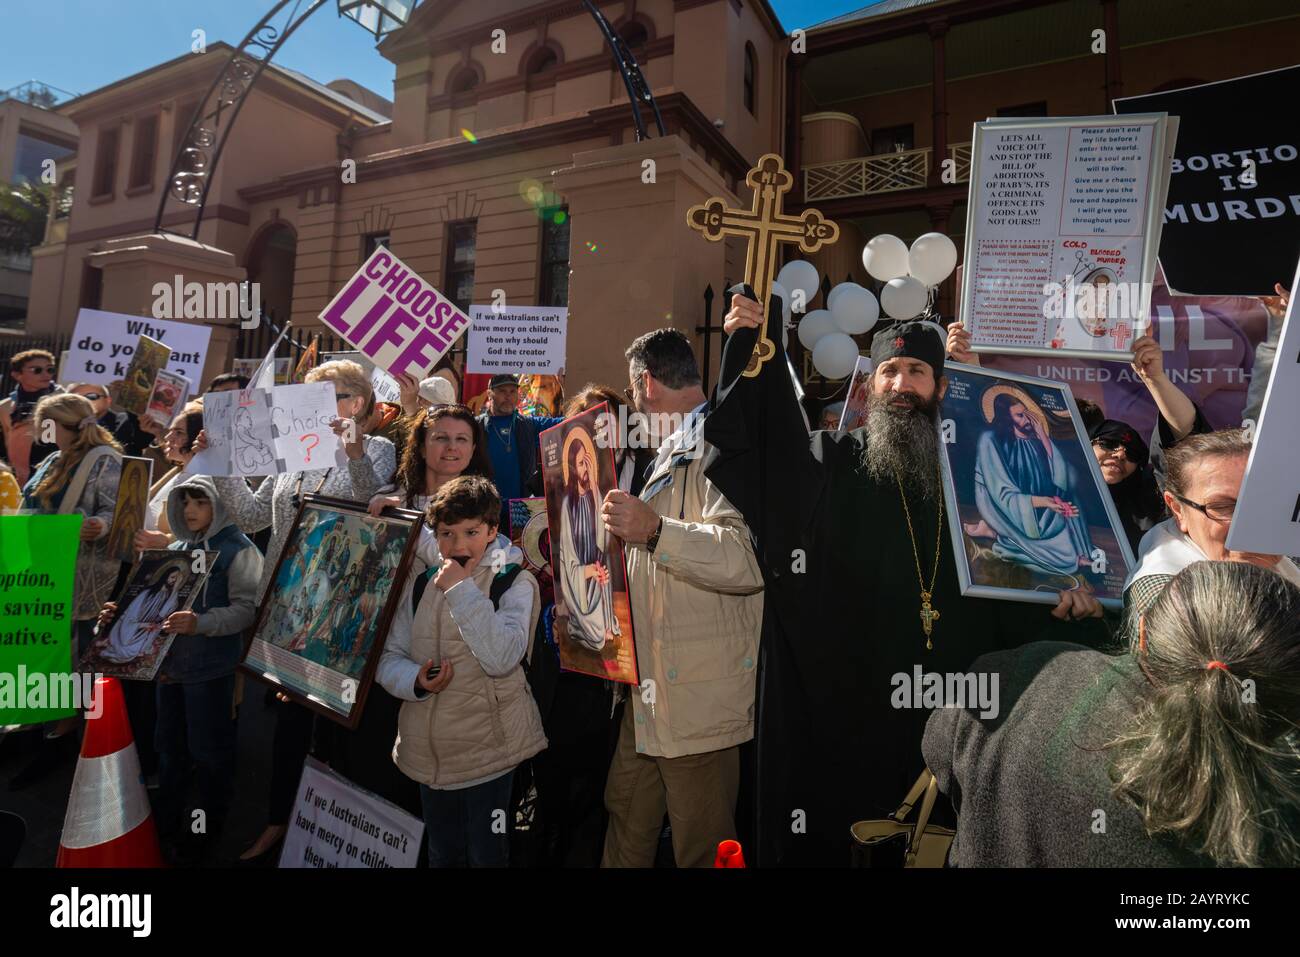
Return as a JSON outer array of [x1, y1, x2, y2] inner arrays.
[[21, 392, 124, 631], [10, 393, 123, 785], [200, 357, 397, 864]]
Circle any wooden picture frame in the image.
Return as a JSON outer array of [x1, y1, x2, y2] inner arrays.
[[241, 493, 423, 728]]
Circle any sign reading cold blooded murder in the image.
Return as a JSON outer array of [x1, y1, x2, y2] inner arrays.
[[960, 113, 1175, 360], [318, 248, 473, 380], [1114, 66, 1300, 297]]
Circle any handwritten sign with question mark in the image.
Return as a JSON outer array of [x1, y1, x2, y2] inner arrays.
[[300, 433, 320, 464]]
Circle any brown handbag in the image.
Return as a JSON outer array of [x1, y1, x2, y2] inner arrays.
[[850, 768, 955, 868]]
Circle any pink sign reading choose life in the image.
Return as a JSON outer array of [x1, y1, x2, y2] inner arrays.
[[318, 248, 472, 379]]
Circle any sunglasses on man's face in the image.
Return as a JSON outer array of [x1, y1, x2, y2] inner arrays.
[[78, 392, 107, 401], [23, 366, 56, 375]]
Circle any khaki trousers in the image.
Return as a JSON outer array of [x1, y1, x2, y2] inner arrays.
[[601, 703, 740, 868]]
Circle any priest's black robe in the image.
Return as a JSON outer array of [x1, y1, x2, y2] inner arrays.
[[704, 306, 1113, 867]]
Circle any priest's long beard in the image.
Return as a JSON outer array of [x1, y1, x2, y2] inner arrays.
[[862, 389, 942, 501]]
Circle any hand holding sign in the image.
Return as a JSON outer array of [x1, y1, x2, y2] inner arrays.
[[331, 417, 363, 461]]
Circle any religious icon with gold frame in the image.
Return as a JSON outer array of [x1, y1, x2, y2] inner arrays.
[[539, 403, 638, 685], [939, 363, 1135, 610]]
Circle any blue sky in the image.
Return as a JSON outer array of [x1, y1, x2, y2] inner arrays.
[[0, 0, 878, 104]]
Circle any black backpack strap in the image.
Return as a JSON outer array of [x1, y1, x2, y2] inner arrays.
[[411, 565, 437, 616], [489, 564, 523, 610]]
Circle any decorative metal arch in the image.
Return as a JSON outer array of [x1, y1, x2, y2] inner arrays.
[[581, 0, 665, 142], [155, 0, 666, 240], [153, 0, 335, 239]]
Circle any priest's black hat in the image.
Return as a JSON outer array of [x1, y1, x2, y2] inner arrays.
[[869, 321, 946, 376], [1088, 418, 1149, 466]]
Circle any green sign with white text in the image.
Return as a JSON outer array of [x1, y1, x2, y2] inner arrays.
[[0, 515, 82, 724]]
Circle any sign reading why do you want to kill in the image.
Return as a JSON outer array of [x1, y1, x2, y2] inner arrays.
[[318, 248, 473, 380]]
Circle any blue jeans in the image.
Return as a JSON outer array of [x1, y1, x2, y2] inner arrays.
[[155, 674, 237, 839], [419, 771, 515, 868]]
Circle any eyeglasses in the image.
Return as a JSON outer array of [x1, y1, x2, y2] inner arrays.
[[1091, 439, 1126, 455], [24, 366, 56, 374], [335, 393, 355, 400], [1172, 493, 1236, 523], [78, 392, 107, 401]]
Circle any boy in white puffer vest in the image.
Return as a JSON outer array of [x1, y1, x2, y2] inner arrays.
[[377, 475, 546, 867]]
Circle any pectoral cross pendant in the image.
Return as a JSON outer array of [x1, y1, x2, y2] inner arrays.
[[919, 590, 940, 650]]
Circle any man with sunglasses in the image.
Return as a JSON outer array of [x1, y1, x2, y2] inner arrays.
[[0, 349, 64, 485], [69, 382, 152, 457]]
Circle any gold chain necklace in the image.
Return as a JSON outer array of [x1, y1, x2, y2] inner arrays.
[[893, 469, 944, 650]]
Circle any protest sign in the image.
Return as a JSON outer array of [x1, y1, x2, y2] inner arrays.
[[232, 356, 290, 385], [67, 308, 211, 391], [318, 247, 472, 379], [189, 383, 341, 476], [1226, 257, 1300, 557], [319, 349, 403, 405], [115, 335, 171, 418], [467, 305, 567, 375], [0, 515, 82, 724], [281, 758, 423, 869], [144, 370, 189, 427], [960, 114, 1174, 360], [837, 355, 873, 431], [1115, 66, 1300, 297]]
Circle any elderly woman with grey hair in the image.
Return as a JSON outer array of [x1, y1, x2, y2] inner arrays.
[[924, 559, 1300, 867]]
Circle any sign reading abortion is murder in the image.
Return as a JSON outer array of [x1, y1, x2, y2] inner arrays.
[[280, 758, 423, 869], [1115, 66, 1300, 297], [66, 308, 212, 392], [318, 248, 472, 380], [467, 305, 567, 375]]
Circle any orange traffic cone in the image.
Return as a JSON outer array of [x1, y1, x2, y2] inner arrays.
[[714, 839, 745, 868], [56, 676, 164, 867]]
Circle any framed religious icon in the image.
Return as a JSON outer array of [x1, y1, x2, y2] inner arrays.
[[105, 456, 153, 563], [243, 494, 423, 728], [81, 548, 218, 681], [509, 497, 552, 604], [539, 404, 639, 685], [114, 334, 172, 417], [938, 363, 1135, 610]]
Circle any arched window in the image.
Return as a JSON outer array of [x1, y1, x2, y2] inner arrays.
[[449, 66, 478, 95], [619, 21, 649, 51], [526, 46, 559, 76], [743, 43, 757, 116]]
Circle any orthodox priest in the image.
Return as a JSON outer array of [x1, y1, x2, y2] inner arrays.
[[705, 289, 1110, 867]]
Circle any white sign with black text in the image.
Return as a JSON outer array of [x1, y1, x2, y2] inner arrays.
[[1226, 257, 1300, 557], [467, 305, 567, 375], [280, 758, 423, 869]]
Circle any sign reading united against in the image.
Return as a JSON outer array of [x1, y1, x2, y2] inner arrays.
[[318, 248, 472, 380]]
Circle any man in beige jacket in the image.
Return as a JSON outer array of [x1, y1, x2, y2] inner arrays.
[[599, 328, 764, 867]]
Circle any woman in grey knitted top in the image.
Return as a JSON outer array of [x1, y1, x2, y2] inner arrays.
[[199, 360, 396, 863]]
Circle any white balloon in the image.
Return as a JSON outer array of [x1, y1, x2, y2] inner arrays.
[[881, 276, 928, 320], [812, 332, 860, 380], [826, 281, 864, 311], [829, 284, 880, 336], [796, 309, 836, 350], [862, 234, 910, 282], [776, 260, 820, 310], [908, 232, 958, 287]]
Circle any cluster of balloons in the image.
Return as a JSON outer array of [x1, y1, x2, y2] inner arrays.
[[781, 231, 959, 380]]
